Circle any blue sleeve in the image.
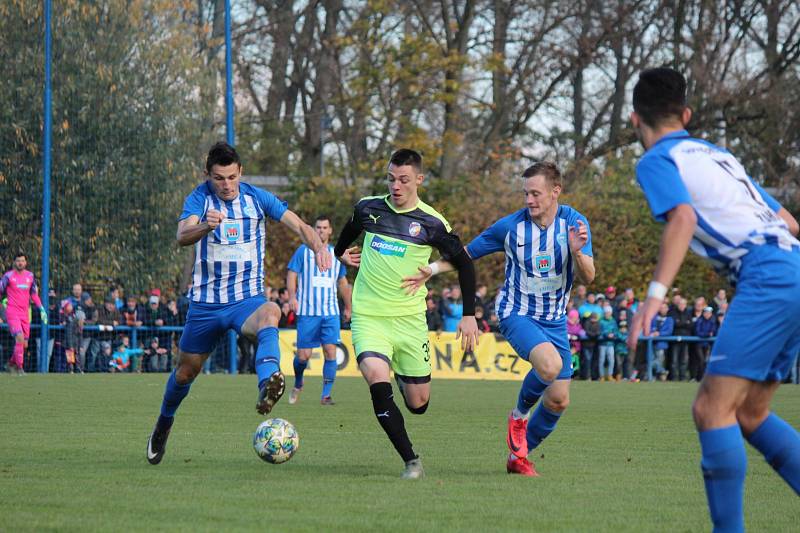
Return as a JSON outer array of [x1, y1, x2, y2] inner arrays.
[[750, 180, 781, 212], [466, 217, 510, 259], [254, 187, 289, 221], [636, 153, 692, 222], [338, 261, 347, 279], [179, 187, 206, 221], [287, 247, 304, 273]]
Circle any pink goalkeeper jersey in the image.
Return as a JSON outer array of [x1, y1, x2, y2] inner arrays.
[[0, 270, 43, 315]]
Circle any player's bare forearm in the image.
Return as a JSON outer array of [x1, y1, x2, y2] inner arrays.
[[777, 207, 799, 236], [176, 218, 212, 247], [432, 259, 455, 274], [572, 252, 595, 285], [282, 211, 324, 254], [286, 271, 298, 301], [338, 277, 352, 311], [652, 204, 696, 288]]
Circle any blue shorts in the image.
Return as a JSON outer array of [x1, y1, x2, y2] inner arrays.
[[708, 245, 800, 382], [499, 314, 573, 380], [179, 295, 269, 354], [296, 315, 341, 349]]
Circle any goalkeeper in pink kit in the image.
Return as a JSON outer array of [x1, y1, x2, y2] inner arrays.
[[0, 253, 47, 374]]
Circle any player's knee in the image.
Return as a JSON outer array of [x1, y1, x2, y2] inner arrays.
[[735, 406, 769, 435], [544, 395, 569, 413], [259, 302, 281, 328], [536, 357, 562, 382], [175, 358, 202, 383], [407, 401, 429, 415]]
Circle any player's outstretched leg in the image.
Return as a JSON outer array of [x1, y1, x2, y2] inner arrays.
[[321, 358, 337, 405], [738, 382, 800, 495], [360, 354, 422, 478], [255, 326, 284, 415], [508, 368, 551, 458], [290, 351, 309, 405], [693, 376, 750, 531], [148, 354, 203, 465]]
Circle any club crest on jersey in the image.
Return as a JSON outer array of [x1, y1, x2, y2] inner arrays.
[[535, 253, 552, 273], [370, 235, 407, 257], [557, 232, 567, 245], [408, 222, 421, 237], [223, 221, 241, 242], [243, 205, 257, 218]]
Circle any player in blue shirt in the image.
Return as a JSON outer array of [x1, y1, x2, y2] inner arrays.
[[147, 142, 331, 465], [286, 214, 351, 405], [403, 162, 595, 476], [626, 67, 800, 530]]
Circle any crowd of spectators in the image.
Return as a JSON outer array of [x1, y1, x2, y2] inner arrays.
[[1, 280, 798, 383]]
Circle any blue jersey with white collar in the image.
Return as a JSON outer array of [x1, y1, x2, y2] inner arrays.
[[180, 181, 288, 304], [636, 130, 799, 282], [467, 205, 592, 322]]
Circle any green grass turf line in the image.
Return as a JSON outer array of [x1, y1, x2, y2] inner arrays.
[[0, 375, 797, 532]]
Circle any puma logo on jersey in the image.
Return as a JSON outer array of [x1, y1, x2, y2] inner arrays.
[[369, 214, 381, 224]]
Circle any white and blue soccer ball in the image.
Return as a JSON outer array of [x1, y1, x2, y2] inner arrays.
[[253, 418, 299, 464]]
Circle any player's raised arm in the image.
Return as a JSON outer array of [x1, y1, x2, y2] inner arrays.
[[569, 219, 595, 285], [176, 211, 224, 247], [627, 203, 696, 352], [280, 210, 331, 272], [333, 207, 364, 268]]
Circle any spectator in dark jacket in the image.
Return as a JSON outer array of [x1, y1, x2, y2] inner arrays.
[[668, 296, 693, 381], [692, 306, 717, 381], [648, 303, 674, 381], [582, 313, 600, 380], [97, 297, 122, 343], [425, 297, 443, 332]]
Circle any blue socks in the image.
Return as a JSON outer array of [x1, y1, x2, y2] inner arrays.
[[160, 369, 193, 418], [698, 425, 747, 533], [293, 356, 308, 389], [526, 404, 562, 451], [745, 413, 800, 495], [322, 359, 337, 398], [255, 327, 281, 390], [515, 369, 551, 416]]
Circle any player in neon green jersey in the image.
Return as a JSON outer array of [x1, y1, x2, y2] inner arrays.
[[335, 149, 480, 479]]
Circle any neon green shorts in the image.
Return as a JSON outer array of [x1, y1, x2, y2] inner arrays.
[[351, 313, 431, 378]]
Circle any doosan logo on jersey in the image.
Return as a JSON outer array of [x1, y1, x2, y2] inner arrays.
[[370, 235, 407, 256]]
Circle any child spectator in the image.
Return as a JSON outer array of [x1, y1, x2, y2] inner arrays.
[[648, 302, 674, 381], [615, 315, 629, 381], [474, 306, 490, 333], [144, 336, 169, 372], [567, 309, 585, 378], [109, 336, 143, 373], [582, 312, 600, 380], [692, 306, 717, 381], [62, 300, 84, 374], [96, 341, 113, 372], [598, 306, 618, 381]]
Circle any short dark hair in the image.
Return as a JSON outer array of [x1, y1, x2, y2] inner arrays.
[[206, 142, 241, 173], [314, 214, 331, 225], [13, 252, 26, 260], [633, 67, 687, 128], [522, 161, 562, 188], [389, 149, 423, 174]]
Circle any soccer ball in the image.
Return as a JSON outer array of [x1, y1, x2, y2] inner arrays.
[[253, 418, 299, 464]]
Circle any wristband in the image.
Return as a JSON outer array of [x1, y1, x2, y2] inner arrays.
[[647, 281, 668, 300], [428, 262, 440, 276]]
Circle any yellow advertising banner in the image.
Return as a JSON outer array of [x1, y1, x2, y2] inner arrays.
[[278, 329, 528, 381]]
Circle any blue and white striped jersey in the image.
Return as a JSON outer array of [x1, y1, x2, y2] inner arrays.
[[636, 130, 799, 282], [467, 205, 592, 322], [288, 244, 347, 316], [180, 181, 288, 304]]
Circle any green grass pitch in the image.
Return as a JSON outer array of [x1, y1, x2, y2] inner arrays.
[[1, 375, 797, 531]]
